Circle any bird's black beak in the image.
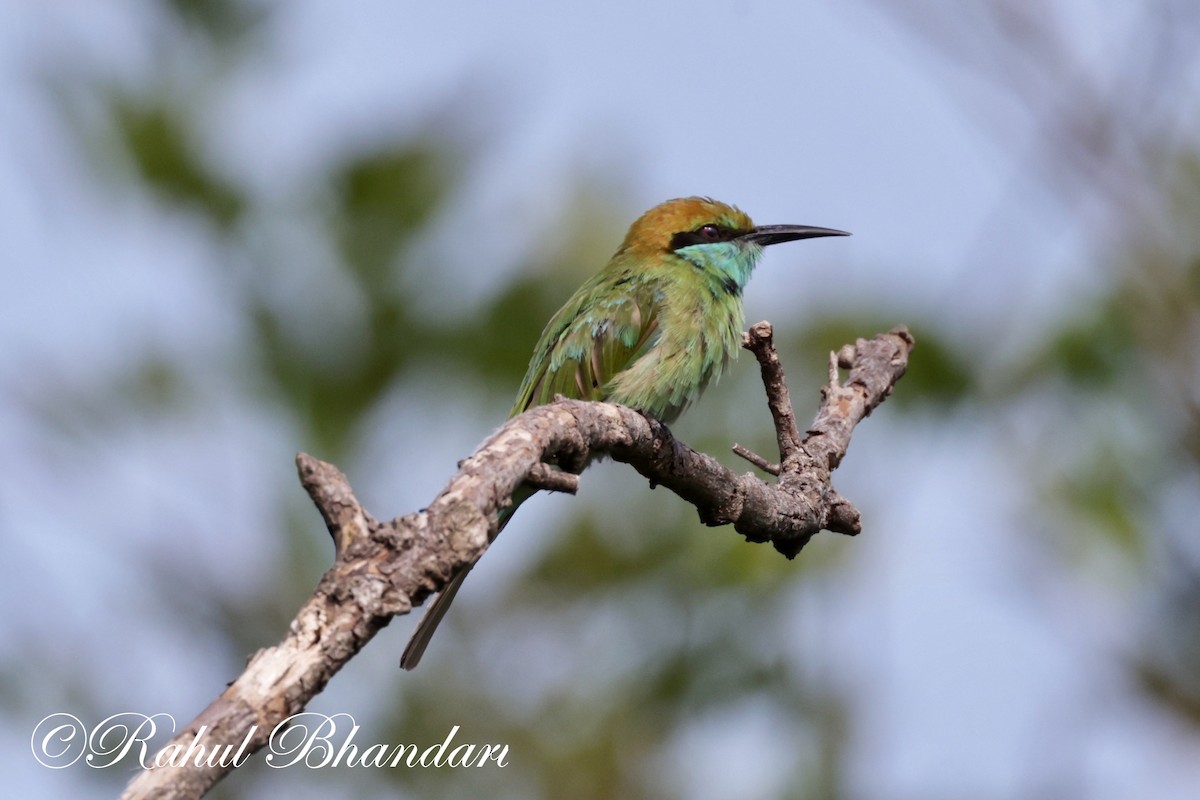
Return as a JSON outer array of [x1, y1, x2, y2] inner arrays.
[[741, 225, 850, 247]]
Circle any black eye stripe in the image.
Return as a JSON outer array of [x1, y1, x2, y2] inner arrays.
[[668, 224, 741, 251]]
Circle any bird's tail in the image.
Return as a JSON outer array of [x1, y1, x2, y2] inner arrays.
[[399, 483, 536, 669]]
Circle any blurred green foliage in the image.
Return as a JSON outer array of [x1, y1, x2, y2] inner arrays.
[[255, 145, 453, 456], [867, 0, 1200, 737], [116, 99, 246, 228], [791, 316, 974, 410]]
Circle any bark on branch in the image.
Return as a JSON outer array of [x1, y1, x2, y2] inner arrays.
[[119, 323, 913, 799]]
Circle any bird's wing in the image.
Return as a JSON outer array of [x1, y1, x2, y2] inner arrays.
[[511, 273, 661, 416]]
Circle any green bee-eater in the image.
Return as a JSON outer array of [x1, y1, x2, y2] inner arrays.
[[401, 196, 847, 668]]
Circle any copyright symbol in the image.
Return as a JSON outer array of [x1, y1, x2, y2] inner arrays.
[[31, 713, 86, 768]]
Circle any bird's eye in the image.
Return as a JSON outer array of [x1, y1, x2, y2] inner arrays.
[[697, 224, 722, 241]]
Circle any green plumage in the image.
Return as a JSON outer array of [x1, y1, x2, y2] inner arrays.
[[400, 196, 847, 669], [511, 251, 743, 422]]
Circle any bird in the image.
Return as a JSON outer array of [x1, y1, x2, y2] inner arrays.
[[400, 196, 847, 669]]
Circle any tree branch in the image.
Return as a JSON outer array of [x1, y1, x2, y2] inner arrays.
[[119, 323, 913, 799]]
